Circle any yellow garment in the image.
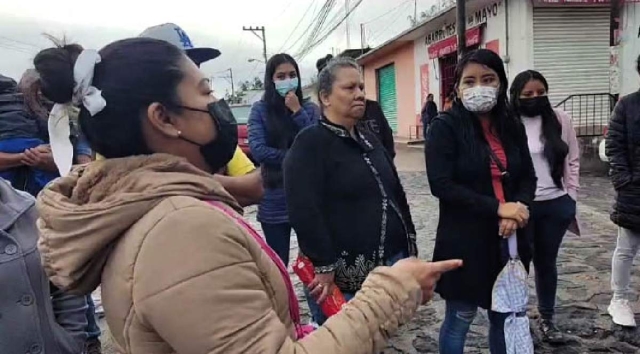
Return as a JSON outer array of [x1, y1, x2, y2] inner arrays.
[[225, 147, 255, 177], [95, 147, 254, 177]]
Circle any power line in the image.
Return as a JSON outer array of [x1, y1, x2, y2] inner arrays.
[[283, 0, 334, 54], [367, 1, 413, 45], [0, 42, 34, 55], [295, 0, 345, 58], [362, 0, 413, 25], [296, 0, 365, 60], [271, 0, 297, 23], [0, 35, 40, 49], [277, 0, 319, 53], [282, 2, 326, 53], [295, 0, 336, 56]]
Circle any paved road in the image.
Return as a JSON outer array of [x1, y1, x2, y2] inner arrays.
[[99, 163, 640, 353]]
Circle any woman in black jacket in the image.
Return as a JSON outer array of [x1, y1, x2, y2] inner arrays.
[[426, 49, 536, 354], [284, 57, 417, 325]]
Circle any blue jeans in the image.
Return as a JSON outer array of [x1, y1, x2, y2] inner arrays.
[[439, 300, 508, 354], [85, 295, 101, 340], [530, 194, 576, 320], [261, 222, 292, 267], [306, 251, 408, 325]]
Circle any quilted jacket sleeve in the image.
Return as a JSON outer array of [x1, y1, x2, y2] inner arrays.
[[133, 203, 422, 354], [248, 101, 287, 165], [606, 99, 632, 190]]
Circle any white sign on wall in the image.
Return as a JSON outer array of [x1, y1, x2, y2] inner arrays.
[[467, 1, 503, 27], [424, 1, 503, 45]]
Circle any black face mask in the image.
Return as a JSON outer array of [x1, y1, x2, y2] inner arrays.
[[178, 99, 238, 173], [518, 96, 551, 117]]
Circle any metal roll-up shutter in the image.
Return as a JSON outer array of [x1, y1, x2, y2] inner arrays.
[[533, 7, 610, 130], [377, 64, 398, 133]]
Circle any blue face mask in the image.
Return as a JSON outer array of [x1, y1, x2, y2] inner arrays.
[[274, 77, 299, 97]]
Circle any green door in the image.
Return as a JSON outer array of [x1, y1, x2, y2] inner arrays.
[[377, 64, 398, 133]]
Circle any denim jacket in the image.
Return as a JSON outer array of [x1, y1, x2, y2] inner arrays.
[[0, 178, 88, 354]]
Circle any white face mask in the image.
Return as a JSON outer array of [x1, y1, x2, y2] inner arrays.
[[461, 86, 498, 113]]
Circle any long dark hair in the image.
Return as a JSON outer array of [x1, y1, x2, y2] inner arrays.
[[34, 38, 185, 158], [262, 53, 304, 149], [510, 70, 568, 188], [451, 49, 520, 153]]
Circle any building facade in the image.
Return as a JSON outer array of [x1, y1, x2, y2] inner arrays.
[[359, 0, 636, 140]]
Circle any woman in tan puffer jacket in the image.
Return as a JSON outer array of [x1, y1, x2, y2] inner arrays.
[[33, 37, 461, 354]]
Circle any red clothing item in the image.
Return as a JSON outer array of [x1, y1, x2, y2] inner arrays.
[[481, 119, 507, 203]]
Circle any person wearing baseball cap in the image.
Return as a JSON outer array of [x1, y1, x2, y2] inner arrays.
[[139, 23, 221, 67], [134, 23, 262, 205]]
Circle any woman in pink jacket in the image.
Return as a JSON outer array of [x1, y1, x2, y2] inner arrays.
[[510, 70, 580, 344]]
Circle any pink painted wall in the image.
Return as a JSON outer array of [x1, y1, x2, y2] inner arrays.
[[362, 42, 416, 139]]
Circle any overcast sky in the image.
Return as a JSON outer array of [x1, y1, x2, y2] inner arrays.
[[0, 0, 438, 96]]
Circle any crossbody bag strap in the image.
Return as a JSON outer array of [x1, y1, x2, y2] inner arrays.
[[487, 145, 509, 178], [205, 201, 312, 338], [485, 145, 519, 258]]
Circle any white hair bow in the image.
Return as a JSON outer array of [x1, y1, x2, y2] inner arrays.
[[48, 49, 106, 177]]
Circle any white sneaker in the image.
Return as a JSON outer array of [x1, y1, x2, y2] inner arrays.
[[608, 299, 637, 327]]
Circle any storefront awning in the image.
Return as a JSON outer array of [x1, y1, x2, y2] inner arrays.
[[427, 26, 482, 59]]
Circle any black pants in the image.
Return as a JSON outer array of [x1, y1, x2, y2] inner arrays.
[[530, 194, 576, 320]]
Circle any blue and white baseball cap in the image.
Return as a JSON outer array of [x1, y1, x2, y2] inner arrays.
[[139, 23, 221, 66]]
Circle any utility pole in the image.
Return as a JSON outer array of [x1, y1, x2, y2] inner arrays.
[[414, 0, 418, 25], [215, 69, 235, 99], [345, 0, 351, 48], [243, 26, 268, 64], [456, 0, 466, 59], [360, 23, 365, 49], [228, 68, 234, 96], [610, 0, 619, 47]]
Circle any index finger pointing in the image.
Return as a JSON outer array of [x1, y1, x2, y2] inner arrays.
[[429, 259, 463, 273]]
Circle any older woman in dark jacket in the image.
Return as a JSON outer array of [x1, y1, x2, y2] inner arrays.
[[285, 57, 417, 326], [426, 50, 536, 354]]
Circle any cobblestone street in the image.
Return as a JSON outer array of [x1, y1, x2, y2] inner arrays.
[[100, 148, 640, 353], [379, 173, 639, 354]]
